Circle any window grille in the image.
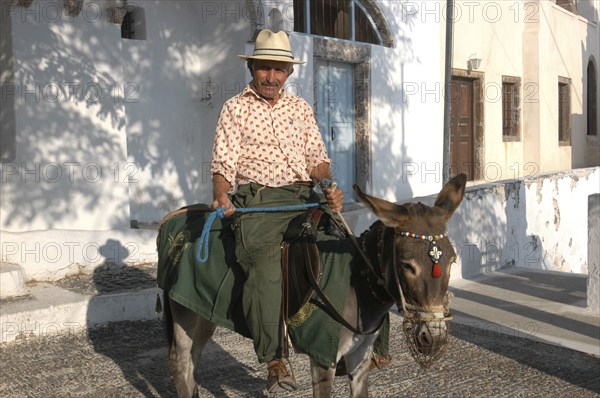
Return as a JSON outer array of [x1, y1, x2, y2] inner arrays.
[[558, 78, 572, 145], [502, 77, 521, 141], [293, 0, 382, 45], [588, 60, 598, 136]]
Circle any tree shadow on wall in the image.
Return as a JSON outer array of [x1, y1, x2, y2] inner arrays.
[[1, 1, 249, 229], [2, 1, 132, 229]]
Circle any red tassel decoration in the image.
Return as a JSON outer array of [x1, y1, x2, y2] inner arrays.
[[432, 263, 442, 278]]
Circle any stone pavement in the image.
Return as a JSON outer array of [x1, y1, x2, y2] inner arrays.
[[450, 267, 600, 357], [0, 312, 599, 397], [1, 264, 599, 397]]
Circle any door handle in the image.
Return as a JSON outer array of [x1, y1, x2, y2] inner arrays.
[[331, 126, 336, 141]]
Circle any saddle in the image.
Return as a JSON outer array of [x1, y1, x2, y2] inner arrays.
[[281, 208, 345, 318], [281, 209, 386, 338]]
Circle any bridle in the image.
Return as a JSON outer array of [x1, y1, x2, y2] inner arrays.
[[391, 227, 453, 314], [359, 223, 452, 312], [359, 222, 454, 368], [314, 216, 453, 367]]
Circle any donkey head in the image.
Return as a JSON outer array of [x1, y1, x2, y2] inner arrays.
[[354, 174, 467, 367]]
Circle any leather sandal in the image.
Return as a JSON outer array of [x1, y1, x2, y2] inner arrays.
[[369, 352, 392, 370], [334, 352, 392, 377], [267, 359, 297, 393]]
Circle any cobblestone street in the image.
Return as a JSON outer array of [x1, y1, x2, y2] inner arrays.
[[1, 312, 598, 397]]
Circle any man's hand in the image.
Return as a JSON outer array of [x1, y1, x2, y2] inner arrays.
[[323, 185, 344, 213], [211, 193, 235, 217], [212, 173, 235, 217], [310, 163, 344, 213]]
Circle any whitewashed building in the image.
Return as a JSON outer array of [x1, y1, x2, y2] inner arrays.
[[0, 0, 598, 281], [449, 0, 599, 180]]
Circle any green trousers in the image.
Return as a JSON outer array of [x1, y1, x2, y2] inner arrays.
[[231, 182, 390, 364], [232, 183, 320, 363]]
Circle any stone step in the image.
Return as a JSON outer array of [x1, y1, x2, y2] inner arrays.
[[0, 262, 27, 300], [0, 283, 162, 344]]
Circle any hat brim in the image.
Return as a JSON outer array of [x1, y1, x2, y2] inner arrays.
[[238, 54, 305, 64]]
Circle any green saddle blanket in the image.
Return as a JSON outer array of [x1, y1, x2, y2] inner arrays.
[[156, 204, 355, 368]]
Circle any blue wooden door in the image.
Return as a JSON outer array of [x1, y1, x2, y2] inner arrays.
[[315, 60, 355, 201]]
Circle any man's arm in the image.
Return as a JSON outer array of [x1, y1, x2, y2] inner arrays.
[[310, 162, 344, 213], [309, 162, 333, 185], [212, 173, 235, 216]]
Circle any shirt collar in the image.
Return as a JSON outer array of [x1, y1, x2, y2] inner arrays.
[[243, 84, 296, 104]]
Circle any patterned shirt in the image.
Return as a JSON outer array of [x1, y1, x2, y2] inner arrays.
[[211, 84, 330, 189]]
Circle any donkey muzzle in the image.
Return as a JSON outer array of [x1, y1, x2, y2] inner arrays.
[[402, 313, 453, 368]]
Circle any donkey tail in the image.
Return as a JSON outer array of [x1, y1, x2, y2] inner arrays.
[[162, 292, 174, 348]]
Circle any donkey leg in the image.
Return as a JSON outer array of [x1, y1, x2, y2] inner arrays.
[[310, 358, 336, 398], [346, 353, 371, 398], [169, 315, 196, 397], [167, 298, 216, 398]]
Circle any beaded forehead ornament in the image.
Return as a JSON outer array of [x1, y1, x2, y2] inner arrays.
[[397, 230, 449, 278]]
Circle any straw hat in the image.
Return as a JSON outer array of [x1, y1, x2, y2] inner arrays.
[[239, 29, 305, 64]]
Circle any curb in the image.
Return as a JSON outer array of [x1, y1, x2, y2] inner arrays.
[[0, 262, 27, 299], [0, 284, 161, 344]]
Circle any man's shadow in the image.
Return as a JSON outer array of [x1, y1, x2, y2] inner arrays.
[[86, 239, 175, 397], [86, 238, 264, 396]]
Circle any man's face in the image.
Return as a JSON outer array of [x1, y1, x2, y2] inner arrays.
[[251, 59, 291, 100]]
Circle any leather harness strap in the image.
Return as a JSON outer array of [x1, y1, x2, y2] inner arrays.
[[300, 234, 385, 335], [330, 216, 394, 302]]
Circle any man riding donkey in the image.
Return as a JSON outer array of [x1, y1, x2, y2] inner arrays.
[[210, 29, 390, 393]]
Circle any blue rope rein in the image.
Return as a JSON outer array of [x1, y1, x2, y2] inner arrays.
[[196, 202, 321, 263]]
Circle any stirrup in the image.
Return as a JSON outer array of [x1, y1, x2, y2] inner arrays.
[[266, 358, 297, 393]]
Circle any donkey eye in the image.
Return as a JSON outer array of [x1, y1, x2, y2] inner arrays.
[[400, 262, 417, 275]]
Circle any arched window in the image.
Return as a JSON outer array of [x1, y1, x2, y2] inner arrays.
[[588, 59, 598, 136], [121, 7, 146, 40], [268, 8, 285, 32], [293, 0, 388, 46], [64, 0, 84, 17]]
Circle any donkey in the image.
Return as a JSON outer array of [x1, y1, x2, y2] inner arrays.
[[162, 173, 467, 397]]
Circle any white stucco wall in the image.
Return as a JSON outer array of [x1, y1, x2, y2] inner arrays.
[[1, 0, 130, 231], [452, 0, 527, 179], [8, 0, 595, 233], [0, 0, 253, 280], [369, 1, 445, 202], [452, 0, 600, 179], [0, 0, 252, 231], [2, 0, 597, 283], [344, 167, 600, 280], [0, 228, 157, 281], [0, 0, 445, 281], [120, 1, 251, 223], [274, 2, 445, 203], [455, 167, 600, 277]]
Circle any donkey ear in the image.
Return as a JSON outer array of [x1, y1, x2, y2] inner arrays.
[[354, 184, 409, 226], [434, 173, 467, 217]]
